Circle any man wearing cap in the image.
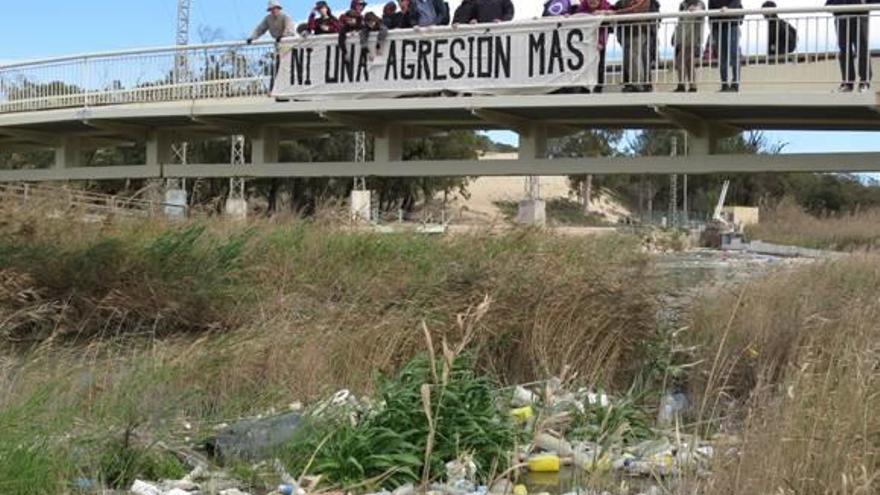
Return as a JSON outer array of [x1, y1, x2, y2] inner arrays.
[[247, 0, 296, 43]]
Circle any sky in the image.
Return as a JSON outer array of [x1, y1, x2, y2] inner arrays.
[[0, 0, 878, 161]]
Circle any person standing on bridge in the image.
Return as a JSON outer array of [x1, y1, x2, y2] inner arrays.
[[761, 1, 798, 60], [574, 0, 614, 93], [307, 1, 341, 35], [247, 0, 296, 44], [471, 0, 515, 23], [708, 0, 743, 92], [613, 0, 652, 93], [673, 0, 705, 92], [826, 0, 876, 92]]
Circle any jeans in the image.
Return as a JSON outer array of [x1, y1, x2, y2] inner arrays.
[[712, 20, 740, 86], [835, 14, 871, 84]]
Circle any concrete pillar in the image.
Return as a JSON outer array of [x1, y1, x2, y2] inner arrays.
[[687, 130, 717, 156], [350, 189, 372, 223], [164, 188, 188, 219], [54, 137, 82, 169], [145, 130, 173, 166], [516, 125, 548, 226], [374, 125, 404, 162], [251, 126, 280, 165], [225, 198, 248, 220]]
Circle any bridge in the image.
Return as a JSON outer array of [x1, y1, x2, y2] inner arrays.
[[1, 4, 880, 184]]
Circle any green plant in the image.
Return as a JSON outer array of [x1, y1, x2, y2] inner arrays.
[[569, 393, 652, 448], [284, 355, 515, 490], [98, 433, 186, 489]]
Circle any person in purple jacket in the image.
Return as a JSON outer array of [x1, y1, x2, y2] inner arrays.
[[826, 0, 877, 92], [575, 0, 613, 93]]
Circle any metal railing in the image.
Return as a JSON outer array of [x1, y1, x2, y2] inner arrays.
[[0, 5, 878, 114], [0, 183, 161, 217]]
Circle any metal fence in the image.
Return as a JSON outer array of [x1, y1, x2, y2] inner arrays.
[[1, 5, 878, 114]]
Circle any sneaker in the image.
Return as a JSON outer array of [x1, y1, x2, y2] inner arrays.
[[674, 84, 687, 93], [688, 86, 698, 93], [837, 83, 854, 93], [719, 83, 730, 92], [730, 83, 740, 92], [593, 86, 603, 94], [858, 83, 871, 93], [641, 84, 654, 93], [622, 85, 640, 93]]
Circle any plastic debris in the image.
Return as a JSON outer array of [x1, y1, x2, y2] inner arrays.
[[513, 484, 528, 495], [533, 433, 573, 456], [512, 386, 537, 406], [130, 480, 162, 495], [392, 483, 415, 495], [527, 454, 561, 472], [657, 392, 689, 426], [510, 405, 534, 423]]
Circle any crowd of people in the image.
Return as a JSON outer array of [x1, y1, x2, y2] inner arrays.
[[247, 0, 877, 94]]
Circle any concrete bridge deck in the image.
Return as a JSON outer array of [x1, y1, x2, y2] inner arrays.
[[2, 5, 880, 181]]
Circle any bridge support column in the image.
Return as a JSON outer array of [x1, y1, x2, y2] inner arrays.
[[146, 131, 187, 218], [251, 126, 279, 165], [374, 125, 403, 163], [516, 125, 547, 226], [145, 131, 173, 166], [687, 131, 717, 156], [54, 137, 82, 169]]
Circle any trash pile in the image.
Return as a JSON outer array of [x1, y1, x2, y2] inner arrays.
[[504, 380, 716, 492], [121, 372, 728, 495]]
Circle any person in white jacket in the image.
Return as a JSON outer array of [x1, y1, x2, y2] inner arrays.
[[247, 0, 295, 43]]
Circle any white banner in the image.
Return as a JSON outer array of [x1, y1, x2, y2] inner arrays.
[[272, 18, 601, 99]]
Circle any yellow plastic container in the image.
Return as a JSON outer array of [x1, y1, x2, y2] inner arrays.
[[527, 454, 561, 473], [513, 485, 528, 495], [510, 406, 534, 423]]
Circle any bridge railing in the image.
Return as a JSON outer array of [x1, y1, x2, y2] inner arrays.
[[0, 5, 878, 114]]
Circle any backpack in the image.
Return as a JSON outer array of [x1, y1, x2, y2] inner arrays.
[[784, 20, 798, 53]]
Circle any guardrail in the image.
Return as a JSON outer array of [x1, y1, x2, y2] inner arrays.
[[0, 5, 878, 114]]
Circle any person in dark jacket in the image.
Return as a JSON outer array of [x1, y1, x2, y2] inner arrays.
[[613, 0, 652, 92], [762, 1, 797, 59], [307, 1, 341, 34], [339, 0, 367, 26], [338, 9, 364, 53], [708, 0, 743, 92], [452, 0, 477, 23], [826, 0, 876, 92], [360, 12, 389, 57], [389, 0, 421, 28], [382, 2, 398, 28], [472, 0, 515, 23]]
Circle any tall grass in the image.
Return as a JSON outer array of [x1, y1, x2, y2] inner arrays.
[[689, 256, 880, 494], [0, 206, 658, 492], [747, 199, 880, 251]]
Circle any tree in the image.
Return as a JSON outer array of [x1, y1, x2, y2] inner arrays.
[[549, 130, 624, 214]]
